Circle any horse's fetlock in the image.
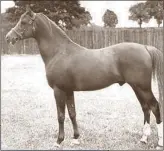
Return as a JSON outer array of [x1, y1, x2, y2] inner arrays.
[[57, 136, 64, 144], [74, 132, 80, 139]]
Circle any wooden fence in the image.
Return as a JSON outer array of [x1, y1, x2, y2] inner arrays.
[[1, 26, 163, 54]]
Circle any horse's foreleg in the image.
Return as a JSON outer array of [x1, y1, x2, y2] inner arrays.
[[53, 87, 66, 145], [131, 85, 151, 144], [66, 91, 80, 145]]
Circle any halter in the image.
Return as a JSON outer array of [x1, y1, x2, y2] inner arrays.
[[11, 13, 36, 39]]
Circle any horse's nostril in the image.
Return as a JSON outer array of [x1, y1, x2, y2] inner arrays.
[[15, 37, 18, 41], [6, 36, 10, 43], [6, 36, 9, 40]]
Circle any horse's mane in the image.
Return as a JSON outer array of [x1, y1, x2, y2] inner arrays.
[[36, 12, 86, 50], [38, 13, 71, 41]]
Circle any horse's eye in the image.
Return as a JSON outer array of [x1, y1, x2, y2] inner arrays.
[[29, 20, 32, 24], [21, 21, 26, 25]]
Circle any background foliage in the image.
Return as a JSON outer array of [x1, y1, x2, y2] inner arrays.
[[102, 9, 118, 27], [4, 0, 92, 30]]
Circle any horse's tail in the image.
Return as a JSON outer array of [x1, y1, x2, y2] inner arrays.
[[146, 45, 163, 105]]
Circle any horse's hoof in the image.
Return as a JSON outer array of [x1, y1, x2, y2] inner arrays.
[[156, 145, 163, 150], [158, 138, 163, 147], [70, 139, 80, 146], [1, 142, 8, 149], [54, 142, 60, 148], [140, 136, 147, 144], [140, 139, 147, 144]]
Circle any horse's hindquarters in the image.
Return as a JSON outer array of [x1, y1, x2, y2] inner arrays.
[[115, 44, 152, 88]]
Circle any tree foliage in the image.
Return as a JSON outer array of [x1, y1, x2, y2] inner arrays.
[[145, 0, 163, 27], [129, 2, 151, 28], [102, 9, 118, 27], [5, 0, 92, 30]]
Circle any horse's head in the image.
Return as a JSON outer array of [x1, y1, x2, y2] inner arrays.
[[6, 5, 36, 45]]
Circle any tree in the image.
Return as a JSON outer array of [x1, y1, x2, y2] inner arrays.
[[129, 2, 151, 28], [154, 10, 163, 27], [102, 9, 118, 27], [145, 0, 163, 27], [5, 0, 92, 30]]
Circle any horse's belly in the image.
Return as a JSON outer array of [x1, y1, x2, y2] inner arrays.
[[46, 51, 122, 91], [47, 73, 113, 91], [71, 57, 122, 91], [73, 72, 120, 91], [74, 81, 114, 91]]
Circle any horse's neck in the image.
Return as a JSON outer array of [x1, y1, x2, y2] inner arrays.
[[35, 15, 82, 64]]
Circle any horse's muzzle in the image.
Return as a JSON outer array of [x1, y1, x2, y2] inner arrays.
[[6, 34, 19, 45]]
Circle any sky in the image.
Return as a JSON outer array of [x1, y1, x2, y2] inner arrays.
[[1, 1, 158, 27]]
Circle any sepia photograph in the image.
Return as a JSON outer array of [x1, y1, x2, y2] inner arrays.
[[1, 0, 163, 150]]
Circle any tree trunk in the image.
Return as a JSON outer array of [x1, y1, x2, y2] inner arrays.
[[139, 24, 142, 28], [138, 19, 142, 28]]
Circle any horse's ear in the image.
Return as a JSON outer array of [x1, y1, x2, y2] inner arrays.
[[26, 4, 31, 12], [26, 4, 35, 18]]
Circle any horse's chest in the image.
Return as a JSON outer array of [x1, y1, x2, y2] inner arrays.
[[45, 63, 73, 90]]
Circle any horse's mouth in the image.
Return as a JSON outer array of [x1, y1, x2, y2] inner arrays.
[[9, 39, 18, 46], [10, 41, 15, 46]]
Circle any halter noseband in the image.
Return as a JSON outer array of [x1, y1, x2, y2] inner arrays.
[[11, 13, 36, 39]]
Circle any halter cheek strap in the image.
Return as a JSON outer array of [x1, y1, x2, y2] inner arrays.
[[31, 13, 36, 36]]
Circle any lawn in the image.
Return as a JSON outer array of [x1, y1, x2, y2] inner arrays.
[[1, 55, 160, 150]]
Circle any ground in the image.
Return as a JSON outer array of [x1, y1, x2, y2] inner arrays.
[[1, 55, 160, 150]]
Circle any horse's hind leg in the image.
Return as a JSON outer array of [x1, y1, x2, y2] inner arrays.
[[132, 85, 163, 147], [131, 85, 151, 144], [148, 92, 163, 147], [66, 91, 80, 145]]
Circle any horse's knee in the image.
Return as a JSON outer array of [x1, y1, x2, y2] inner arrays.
[[69, 112, 76, 121], [58, 114, 65, 123]]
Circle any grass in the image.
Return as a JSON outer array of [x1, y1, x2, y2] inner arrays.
[[1, 55, 160, 150]]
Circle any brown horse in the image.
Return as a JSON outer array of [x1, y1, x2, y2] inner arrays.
[[6, 7, 163, 148]]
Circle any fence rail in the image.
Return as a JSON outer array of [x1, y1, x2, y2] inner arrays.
[[1, 26, 163, 54]]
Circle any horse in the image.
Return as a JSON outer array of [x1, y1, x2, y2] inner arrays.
[[6, 6, 163, 148]]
